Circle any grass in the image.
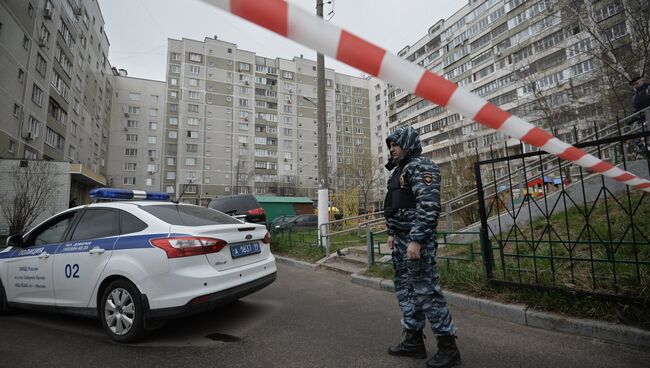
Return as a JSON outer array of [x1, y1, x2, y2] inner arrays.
[[270, 228, 368, 263], [490, 191, 650, 296]]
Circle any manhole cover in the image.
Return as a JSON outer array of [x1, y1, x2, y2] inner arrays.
[[205, 333, 241, 342]]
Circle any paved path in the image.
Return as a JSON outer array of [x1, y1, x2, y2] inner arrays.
[[0, 264, 647, 367]]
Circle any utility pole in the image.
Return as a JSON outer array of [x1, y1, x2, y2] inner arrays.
[[316, 0, 330, 254]]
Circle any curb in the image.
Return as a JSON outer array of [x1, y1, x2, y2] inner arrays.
[[348, 273, 650, 349], [274, 255, 319, 271]]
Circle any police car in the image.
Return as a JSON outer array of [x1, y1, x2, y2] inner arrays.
[[0, 188, 276, 343]]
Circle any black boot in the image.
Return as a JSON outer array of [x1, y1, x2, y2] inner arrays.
[[388, 329, 427, 359], [426, 335, 461, 368]]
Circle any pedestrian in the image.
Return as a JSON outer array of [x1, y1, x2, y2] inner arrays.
[[630, 76, 650, 117], [629, 76, 650, 158], [383, 126, 460, 368]]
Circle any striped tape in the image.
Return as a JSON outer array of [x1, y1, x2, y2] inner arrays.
[[200, 0, 650, 192]]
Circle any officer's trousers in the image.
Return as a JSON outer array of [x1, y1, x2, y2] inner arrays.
[[391, 234, 456, 336]]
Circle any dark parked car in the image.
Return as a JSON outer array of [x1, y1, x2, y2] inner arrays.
[[270, 215, 297, 229], [208, 194, 267, 226], [275, 214, 318, 231]]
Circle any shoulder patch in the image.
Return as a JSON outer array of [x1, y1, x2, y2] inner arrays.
[[399, 175, 406, 187], [422, 172, 434, 186]]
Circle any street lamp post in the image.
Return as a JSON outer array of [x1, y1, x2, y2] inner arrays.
[[316, 0, 329, 253]]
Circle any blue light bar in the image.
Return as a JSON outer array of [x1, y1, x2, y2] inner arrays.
[[89, 188, 170, 201]]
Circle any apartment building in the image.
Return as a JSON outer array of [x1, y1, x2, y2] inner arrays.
[[106, 73, 165, 190], [162, 37, 371, 205], [373, 0, 625, 191], [0, 0, 113, 202]]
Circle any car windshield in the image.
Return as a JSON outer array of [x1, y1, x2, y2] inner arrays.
[[141, 204, 241, 226]]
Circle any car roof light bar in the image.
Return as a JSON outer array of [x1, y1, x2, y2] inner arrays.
[[89, 188, 170, 201]]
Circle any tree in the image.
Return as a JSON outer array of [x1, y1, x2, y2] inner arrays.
[[333, 151, 385, 211], [561, 0, 650, 116], [441, 151, 480, 227], [0, 161, 60, 235]]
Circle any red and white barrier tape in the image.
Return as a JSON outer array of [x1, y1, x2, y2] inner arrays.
[[200, 0, 650, 192]]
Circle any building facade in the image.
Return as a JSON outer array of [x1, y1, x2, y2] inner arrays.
[[161, 37, 371, 205], [372, 0, 626, 198], [0, 0, 113, 203], [106, 74, 165, 191]]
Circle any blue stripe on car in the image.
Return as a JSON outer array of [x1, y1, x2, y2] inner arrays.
[[0, 233, 190, 259]]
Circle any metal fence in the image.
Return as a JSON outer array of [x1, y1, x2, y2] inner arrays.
[[475, 118, 650, 298]]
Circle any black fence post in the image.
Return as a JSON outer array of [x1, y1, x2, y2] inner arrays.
[[475, 161, 494, 279]]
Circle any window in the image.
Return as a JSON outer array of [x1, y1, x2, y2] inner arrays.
[[167, 158, 176, 166], [45, 127, 65, 151], [148, 136, 157, 144], [187, 117, 199, 125], [238, 62, 251, 71], [149, 122, 158, 130], [18, 68, 25, 83], [168, 131, 177, 139], [188, 104, 199, 113], [186, 144, 198, 153], [128, 92, 141, 101], [119, 211, 148, 234], [128, 106, 140, 114], [169, 117, 178, 125], [35, 53, 47, 77], [124, 163, 137, 171], [149, 108, 158, 117], [126, 134, 138, 142], [189, 52, 202, 62], [187, 131, 199, 139], [8, 140, 16, 154], [27, 212, 76, 246], [31, 84, 43, 106], [125, 148, 138, 156], [166, 172, 176, 180], [189, 65, 200, 74], [189, 91, 199, 99], [186, 158, 197, 166], [189, 78, 199, 87], [170, 78, 178, 86], [13, 104, 21, 117], [172, 52, 181, 61], [70, 210, 119, 241], [170, 65, 180, 73]]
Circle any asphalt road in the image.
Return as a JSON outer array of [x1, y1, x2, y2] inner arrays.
[[0, 263, 647, 368]]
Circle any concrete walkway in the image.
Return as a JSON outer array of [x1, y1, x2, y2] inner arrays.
[[275, 255, 650, 349]]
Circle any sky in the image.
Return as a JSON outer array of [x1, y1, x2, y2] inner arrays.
[[97, 0, 468, 81]]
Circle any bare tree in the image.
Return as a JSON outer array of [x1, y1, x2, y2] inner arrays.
[[0, 161, 60, 235], [561, 0, 650, 115], [334, 151, 384, 211], [441, 150, 480, 227]]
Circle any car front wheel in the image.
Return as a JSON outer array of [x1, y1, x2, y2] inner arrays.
[[100, 279, 145, 343], [0, 279, 11, 314]]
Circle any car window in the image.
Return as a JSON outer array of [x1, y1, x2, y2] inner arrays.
[[69, 209, 119, 241], [29, 211, 77, 246], [141, 204, 241, 226], [119, 210, 148, 234]]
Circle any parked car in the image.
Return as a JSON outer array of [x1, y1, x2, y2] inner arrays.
[[275, 214, 318, 232], [0, 188, 276, 343], [269, 215, 297, 230], [208, 194, 267, 226]]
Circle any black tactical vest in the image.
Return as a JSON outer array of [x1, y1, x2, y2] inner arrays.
[[384, 166, 417, 218]]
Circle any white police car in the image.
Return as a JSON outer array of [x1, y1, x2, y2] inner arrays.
[[0, 188, 276, 343]]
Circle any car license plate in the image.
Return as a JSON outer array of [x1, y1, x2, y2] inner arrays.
[[230, 242, 261, 258]]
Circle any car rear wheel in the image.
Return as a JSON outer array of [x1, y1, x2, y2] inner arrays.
[[100, 279, 145, 343]]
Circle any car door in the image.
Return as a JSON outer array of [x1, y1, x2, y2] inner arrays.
[[5, 211, 78, 306], [53, 208, 119, 309]]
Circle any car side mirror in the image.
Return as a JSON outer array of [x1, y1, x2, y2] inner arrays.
[[6, 234, 24, 247]]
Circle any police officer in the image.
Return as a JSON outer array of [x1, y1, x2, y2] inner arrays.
[[383, 126, 460, 368]]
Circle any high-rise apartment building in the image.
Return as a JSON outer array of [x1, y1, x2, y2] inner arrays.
[[0, 0, 113, 201], [372, 0, 628, 193], [162, 37, 371, 205], [106, 73, 165, 190]]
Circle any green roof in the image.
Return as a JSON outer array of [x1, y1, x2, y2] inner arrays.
[[255, 196, 313, 204]]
